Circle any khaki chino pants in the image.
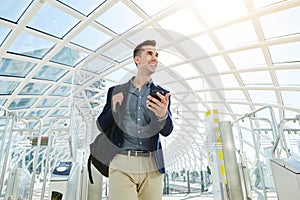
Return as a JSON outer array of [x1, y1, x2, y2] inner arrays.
[[108, 154, 164, 200]]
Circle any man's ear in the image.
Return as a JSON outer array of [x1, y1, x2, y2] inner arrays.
[[134, 56, 140, 66]]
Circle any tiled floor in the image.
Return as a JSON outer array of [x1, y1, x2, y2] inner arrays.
[[163, 194, 214, 200]]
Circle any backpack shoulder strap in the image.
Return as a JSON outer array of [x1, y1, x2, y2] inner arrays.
[[87, 155, 94, 184]]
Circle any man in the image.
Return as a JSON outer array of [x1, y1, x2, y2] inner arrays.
[[97, 40, 173, 200]]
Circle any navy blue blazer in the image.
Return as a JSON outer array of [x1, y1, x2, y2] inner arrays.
[[97, 79, 173, 173]]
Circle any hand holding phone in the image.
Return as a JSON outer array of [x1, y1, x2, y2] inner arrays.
[[150, 90, 165, 102]]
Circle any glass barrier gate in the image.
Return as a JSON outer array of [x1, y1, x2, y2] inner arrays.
[[0, 104, 92, 200]]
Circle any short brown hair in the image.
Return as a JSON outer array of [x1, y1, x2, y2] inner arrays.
[[133, 40, 156, 58]]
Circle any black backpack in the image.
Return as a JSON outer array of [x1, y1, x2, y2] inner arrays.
[[87, 122, 118, 183]]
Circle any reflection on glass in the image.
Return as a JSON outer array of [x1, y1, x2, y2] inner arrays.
[[71, 25, 110, 51], [50, 47, 88, 67], [64, 71, 92, 85], [239, 71, 272, 86], [8, 98, 37, 110], [58, 0, 105, 15], [0, 58, 36, 77], [82, 58, 111, 74], [259, 6, 300, 39], [229, 48, 266, 69], [27, 3, 79, 38], [0, 81, 19, 95], [276, 69, 300, 86], [96, 1, 143, 34], [269, 42, 300, 63], [132, 0, 180, 17], [102, 42, 131, 62], [36, 98, 60, 108], [50, 86, 71, 97], [50, 109, 68, 117], [281, 91, 300, 107], [85, 90, 96, 98], [248, 90, 277, 103], [15, 111, 26, 117], [0, 0, 32, 22], [28, 110, 49, 117], [19, 82, 51, 95], [33, 65, 67, 81], [8, 33, 55, 59], [0, 27, 11, 46], [0, 99, 6, 106]]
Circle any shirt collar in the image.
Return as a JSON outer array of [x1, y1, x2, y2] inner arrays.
[[130, 76, 153, 88]]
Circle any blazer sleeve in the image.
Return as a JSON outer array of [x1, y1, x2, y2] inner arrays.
[[158, 95, 173, 137], [96, 87, 115, 133]]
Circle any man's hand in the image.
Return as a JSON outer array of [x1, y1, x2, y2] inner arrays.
[[146, 92, 171, 119], [112, 92, 124, 112]]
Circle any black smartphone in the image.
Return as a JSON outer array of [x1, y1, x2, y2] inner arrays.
[[150, 90, 165, 101]]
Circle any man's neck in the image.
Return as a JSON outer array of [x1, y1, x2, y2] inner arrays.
[[133, 75, 151, 90]]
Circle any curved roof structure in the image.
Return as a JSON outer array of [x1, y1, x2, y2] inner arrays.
[[1, 0, 300, 168]]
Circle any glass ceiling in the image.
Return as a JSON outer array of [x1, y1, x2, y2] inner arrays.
[[0, 0, 300, 165]]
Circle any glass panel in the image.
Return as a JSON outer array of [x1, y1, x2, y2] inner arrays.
[[8, 98, 37, 110], [15, 111, 26, 117], [82, 58, 112, 74], [283, 109, 300, 118], [0, 99, 6, 106], [50, 86, 71, 97], [58, 0, 105, 15], [127, 28, 170, 47], [131, 0, 180, 16], [71, 25, 110, 51], [64, 71, 93, 86], [0, 0, 32, 22], [196, 56, 230, 74], [248, 90, 277, 103], [252, 0, 282, 9], [50, 47, 88, 67], [0, 58, 36, 77], [190, 34, 219, 55], [281, 91, 300, 107], [152, 70, 176, 84], [96, 2, 143, 34], [179, 38, 210, 59], [187, 78, 205, 91], [36, 98, 60, 108], [210, 74, 240, 88], [102, 43, 131, 62], [0, 27, 11, 46], [276, 69, 300, 86], [0, 81, 19, 95], [229, 104, 252, 115], [27, 3, 80, 38], [224, 90, 247, 101], [259, 6, 300, 39], [33, 65, 68, 81], [157, 7, 205, 37], [105, 68, 129, 82], [50, 109, 68, 117], [239, 71, 273, 86], [229, 48, 266, 69], [19, 82, 51, 95], [28, 110, 49, 118], [159, 50, 185, 66], [215, 20, 258, 49], [194, 0, 247, 26], [172, 64, 199, 79], [269, 42, 300, 64], [8, 32, 55, 59]]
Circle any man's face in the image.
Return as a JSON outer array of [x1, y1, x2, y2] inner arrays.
[[136, 45, 159, 73]]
